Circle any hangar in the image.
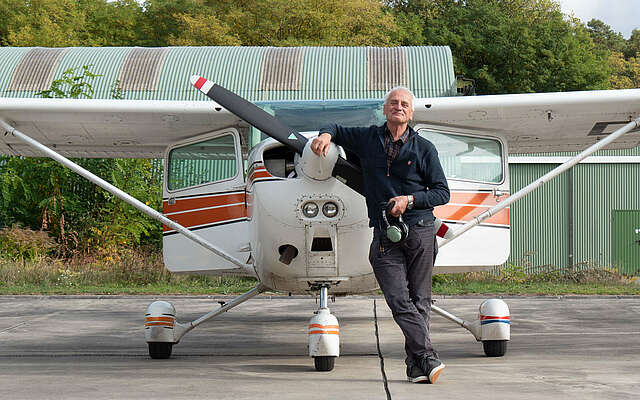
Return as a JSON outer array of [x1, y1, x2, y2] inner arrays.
[[0, 46, 638, 274]]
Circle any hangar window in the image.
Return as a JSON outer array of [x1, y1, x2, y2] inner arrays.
[[419, 129, 504, 184], [167, 134, 238, 191]]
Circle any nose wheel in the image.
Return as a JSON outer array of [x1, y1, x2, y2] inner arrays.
[[309, 285, 340, 371], [314, 356, 336, 371], [148, 342, 173, 359]]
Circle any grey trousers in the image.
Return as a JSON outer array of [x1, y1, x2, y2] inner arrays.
[[369, 223, 437, 364]]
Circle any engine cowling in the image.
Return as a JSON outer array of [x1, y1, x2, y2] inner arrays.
[[295, 141, 339, 182]]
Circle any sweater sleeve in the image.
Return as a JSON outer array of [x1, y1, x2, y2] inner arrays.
[[318, 123, 372, 157], [411, 143, 450, 209]]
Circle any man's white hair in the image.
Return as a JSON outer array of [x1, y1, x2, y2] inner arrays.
[[383, 86, 416, 111]]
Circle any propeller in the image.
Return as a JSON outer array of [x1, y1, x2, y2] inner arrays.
[[191, 76, 364, 195]]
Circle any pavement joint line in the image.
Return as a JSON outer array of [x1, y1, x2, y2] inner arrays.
[[0, 321, 28, 334]]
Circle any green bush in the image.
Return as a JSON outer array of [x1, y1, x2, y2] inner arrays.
[[0, 226, 57, 261]]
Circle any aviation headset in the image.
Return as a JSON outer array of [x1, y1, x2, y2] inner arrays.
[[380, 201, 409, 244]]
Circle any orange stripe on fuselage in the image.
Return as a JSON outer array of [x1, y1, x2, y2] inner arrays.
[[163, 193, 245, 214], [162, 203, 246, 231], [449, 191, 504, 206], [435, 191, 510, 226], [434, 204, 510, 226], [309, 330, 340, 335]]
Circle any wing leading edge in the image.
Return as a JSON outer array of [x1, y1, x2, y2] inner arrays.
[[413, 89, 640, 153], [0, 98, 239, 158], [2, 89, 640, 158]]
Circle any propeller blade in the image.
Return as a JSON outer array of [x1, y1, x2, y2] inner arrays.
[[191, 76, 365, 195], [191, 75, 307, 154], [333, 157, 364, 194]]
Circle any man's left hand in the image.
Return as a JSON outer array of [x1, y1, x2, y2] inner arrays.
[[388, 195, 409, 217]]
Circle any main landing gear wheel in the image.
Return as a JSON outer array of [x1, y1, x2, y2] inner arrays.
[[148, 342, 173, 359], [483, 340, 507, 357], [314, 356, 336, 371]]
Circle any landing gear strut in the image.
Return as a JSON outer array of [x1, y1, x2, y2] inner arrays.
[[309, 284, 340, 371], [431, 298, 510, 357]]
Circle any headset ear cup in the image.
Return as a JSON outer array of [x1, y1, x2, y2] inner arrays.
[[398, 215, 409, 242], [401, 222, 409, 242]]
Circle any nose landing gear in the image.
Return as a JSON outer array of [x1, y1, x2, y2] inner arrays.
[[309, 285, 340, 371]]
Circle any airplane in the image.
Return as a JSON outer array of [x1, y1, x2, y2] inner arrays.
[[1, 75, 640, 371]]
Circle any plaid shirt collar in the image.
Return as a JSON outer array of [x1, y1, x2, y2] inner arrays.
[[383, 125, 410, 176]]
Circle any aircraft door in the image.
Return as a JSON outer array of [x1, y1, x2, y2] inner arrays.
[[415, 126, 510, 272], [162, 128, 248, 273]]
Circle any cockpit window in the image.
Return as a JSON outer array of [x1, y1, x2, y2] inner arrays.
[[168, 134, 238, 190], [418, 129, 504, 184]]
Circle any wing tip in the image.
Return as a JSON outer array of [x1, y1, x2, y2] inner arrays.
[[189, 75, 201, 86]]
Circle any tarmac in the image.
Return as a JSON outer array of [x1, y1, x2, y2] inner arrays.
[[0, 295, 639, 400]]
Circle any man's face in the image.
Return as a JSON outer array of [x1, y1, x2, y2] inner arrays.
[[383, 89, 414, 125]]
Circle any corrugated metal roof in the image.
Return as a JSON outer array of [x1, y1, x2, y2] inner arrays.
[[260, 47, 305, 91], [0, 46, 457, 101], [118, 48, 169, 91], [7, 48, 69, 91], [367, 47, 408, 91]]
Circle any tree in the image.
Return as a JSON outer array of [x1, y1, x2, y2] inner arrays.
[[391, 0, 609, 94], [625, 29, 640, 59], [586, 19, 626, 54], [0, 66, 162, 256], [609, 51, 640, 89], [3, 0, 146, 47]]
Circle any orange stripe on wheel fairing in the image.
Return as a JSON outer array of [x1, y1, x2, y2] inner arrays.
[[144, 317, 175, 322], [309, 330, 340, 335], [145, 322, 174, 327], [308, 324, 340, 329]]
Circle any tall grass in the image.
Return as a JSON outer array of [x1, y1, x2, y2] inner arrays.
[[0, 250, 257, 295]]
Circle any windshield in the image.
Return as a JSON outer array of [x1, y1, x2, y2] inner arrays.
[[251, 99, 385, 147]]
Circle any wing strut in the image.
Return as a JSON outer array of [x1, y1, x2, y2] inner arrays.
[[0, 119, 247, 270], [440, 117, 640, 248]]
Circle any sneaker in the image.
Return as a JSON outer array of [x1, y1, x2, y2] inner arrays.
[[421, 353, 445, 384], [406, 360, 429, 383]]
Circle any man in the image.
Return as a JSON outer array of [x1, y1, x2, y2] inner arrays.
[[310, 87, 450, 384]]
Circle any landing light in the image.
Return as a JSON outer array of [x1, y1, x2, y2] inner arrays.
[[302, 202, 319, 218], [322, 202, 338, 218]]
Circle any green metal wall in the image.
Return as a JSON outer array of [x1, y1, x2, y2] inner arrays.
[[508, 161, 640, 274], [612, 210, 640, 275], [507, 164, 570, 271]]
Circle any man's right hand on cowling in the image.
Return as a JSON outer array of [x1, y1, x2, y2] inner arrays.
[[310, 133, 332, 157]]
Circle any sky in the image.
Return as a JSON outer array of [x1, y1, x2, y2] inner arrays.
[[557, 0, 639, 38]]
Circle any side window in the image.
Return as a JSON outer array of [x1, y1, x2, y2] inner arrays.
[[419, 129, 503, 183], [168, 134, 238, 191]]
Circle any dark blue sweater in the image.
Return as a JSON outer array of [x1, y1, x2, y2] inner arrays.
[[320, 123, 450, 229]]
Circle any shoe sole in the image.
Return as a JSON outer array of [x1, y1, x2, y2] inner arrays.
[[407, 374, 429, 383], [429, 363, 445, 384]]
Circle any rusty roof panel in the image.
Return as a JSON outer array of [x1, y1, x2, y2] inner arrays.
[[7, 48, 70, 92], [117, 48, 169, 91], [260, 47, 305, 91]]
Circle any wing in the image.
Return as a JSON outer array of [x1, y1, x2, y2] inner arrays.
[[0, 98, 239, 158], [413, 89, 640, 153]]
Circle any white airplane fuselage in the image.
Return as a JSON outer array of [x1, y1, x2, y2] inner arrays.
[[162, 129, 511, 295]]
